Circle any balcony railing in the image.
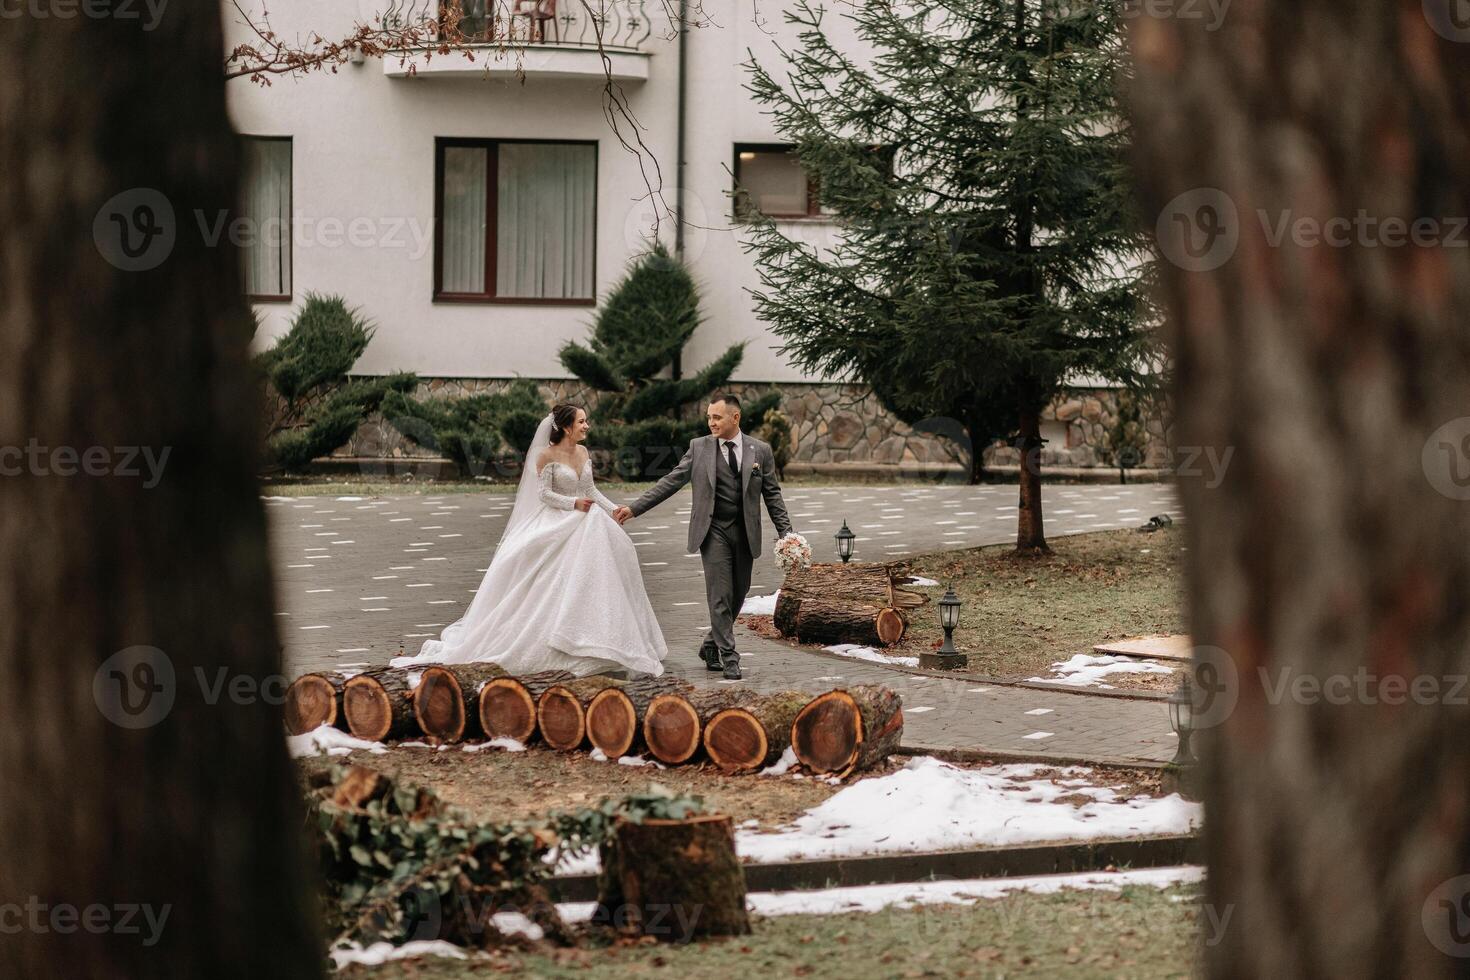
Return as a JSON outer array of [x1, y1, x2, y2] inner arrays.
[[372, 0, 654, 52]]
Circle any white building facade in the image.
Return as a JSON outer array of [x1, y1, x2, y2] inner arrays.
[[225, 1, 1158, 470]]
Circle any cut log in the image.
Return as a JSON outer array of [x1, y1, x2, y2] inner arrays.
[[771, 561, 926, 648], [594, 814, 750, 941], [284, 671, 348, 735], [790, 684, 904, 776], [702, 690, 810, 773], [774, 595, 909, 647], [537, 676, 625, 751], [411, 664, 508, 743], [343, 667, 419, 742], [642, 692, 702, 765], [478, 669, 574, 744], [778, 561, 928, 608], [585, 677, 695, 759]]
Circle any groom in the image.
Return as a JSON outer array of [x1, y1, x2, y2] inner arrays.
[[614, 393, 793, 680]]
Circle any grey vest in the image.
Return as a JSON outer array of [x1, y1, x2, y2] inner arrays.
[[711, 440, 744, 525]]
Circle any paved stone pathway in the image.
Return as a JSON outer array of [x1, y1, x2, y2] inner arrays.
[[268, 482, 1181, 763]]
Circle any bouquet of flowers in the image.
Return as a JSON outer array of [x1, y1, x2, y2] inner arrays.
[[774, 532, 812, 573]]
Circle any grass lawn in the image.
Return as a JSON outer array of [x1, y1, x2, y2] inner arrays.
[[745, 526, 1185, 689], [337, 883, 1201, 979]]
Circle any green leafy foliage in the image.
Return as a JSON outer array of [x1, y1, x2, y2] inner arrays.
[[741, 0, 1161, 486], [381, 379, 548, 478], [558, 243, 774, 479], [255, 295, 418, 471], [307, 766, 705, 950]]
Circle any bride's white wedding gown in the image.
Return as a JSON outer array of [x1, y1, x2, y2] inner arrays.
[[392, 458, 668, 676]]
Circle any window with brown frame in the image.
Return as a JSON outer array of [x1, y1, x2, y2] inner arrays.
[[733, 144, 823, 220], [434, 138, 597, 304], [240, 135, 292, 301]]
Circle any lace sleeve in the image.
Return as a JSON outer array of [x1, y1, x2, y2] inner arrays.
[[537, 465, 578, 511], [586, 469, 617, 514]]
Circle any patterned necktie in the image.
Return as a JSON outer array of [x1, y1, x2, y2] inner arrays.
[[725, 440, 740, 480]]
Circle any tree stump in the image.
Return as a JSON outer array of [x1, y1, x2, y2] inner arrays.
[[537, 676, 625, 751], [594, 814, 750, 942], [411, 664, 508, 743], [343, 667, 419, 742], [702, 690, 811, 773], [284, 671, 348, 735], [791, 684, 904, 775], [586, 677, 695, 759], [773, 561, 926, 647], [478, 669, 574, 744]]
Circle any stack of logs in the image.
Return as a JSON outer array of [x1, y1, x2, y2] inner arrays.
[[771, 561, 929, 647], [286, 665, 904, 776]]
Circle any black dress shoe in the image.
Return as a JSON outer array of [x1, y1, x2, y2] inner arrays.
[[720, 651, 742, 680], [700, 643, 722, 671]]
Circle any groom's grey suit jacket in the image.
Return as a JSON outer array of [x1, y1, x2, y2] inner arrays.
[[629, 434, 793, 557]]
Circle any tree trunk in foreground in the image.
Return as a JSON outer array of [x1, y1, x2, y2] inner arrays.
[[1128, 3, 1470, 976], [0, 6, 321, 978]]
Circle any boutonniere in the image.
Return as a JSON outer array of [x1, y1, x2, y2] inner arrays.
[[751, 462, 762, 473]]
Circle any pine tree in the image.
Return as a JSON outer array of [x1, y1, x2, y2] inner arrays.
[[559, 244, 763, 479], [255, 294, 417, 471], [743, 0, 1158, 551]]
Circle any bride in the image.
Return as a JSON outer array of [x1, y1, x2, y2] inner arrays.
[[392, 404, 668, 676]]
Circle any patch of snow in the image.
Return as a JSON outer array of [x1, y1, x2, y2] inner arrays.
[[760, 746, 799, 777], [617, 755, 657, 767], [335, 496, 366, 501], [824, 644, 920, 669], [398, 741, 434, 749], [1028, 653, 1175, 690], [406, 671, 423, 690], [589, 747, 610, 762], [554, 756, 1199, 874], [329, 941, 468, 968], [462, 737, 526, 753], [556, 866, 1202, 923], [740, 591, 780, 616], [287, 725, 386, 758], [490, 911, 544, 941], [907, 576, 940, 587]]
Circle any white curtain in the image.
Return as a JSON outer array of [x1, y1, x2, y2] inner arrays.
[[242, 138, 291, 296], [442, 146, 488, 294], [496, 143, 596, 299]]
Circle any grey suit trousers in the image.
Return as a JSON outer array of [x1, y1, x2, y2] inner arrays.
[[699, 518, 753, 655]]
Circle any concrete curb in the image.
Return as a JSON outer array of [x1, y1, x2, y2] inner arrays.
[[783, 461, 1173, 485], [895, 743, 1170, 771], [545, 834, 1199, 902]]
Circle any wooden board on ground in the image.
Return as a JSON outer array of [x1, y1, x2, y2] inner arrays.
[[1093, 635, 1193, 662]]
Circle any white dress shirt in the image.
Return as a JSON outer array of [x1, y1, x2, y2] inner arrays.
[[719, 432, 744, 470]]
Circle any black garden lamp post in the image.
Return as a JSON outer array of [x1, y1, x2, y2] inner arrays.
[[835, 520, 855, 563], [1165, 672, 1201, 800], [920, 585, 967, 670]]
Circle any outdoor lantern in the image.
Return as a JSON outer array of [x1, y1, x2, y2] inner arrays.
[[1168, 673, 1196, 764], [1165, 672, 1200, 800], [920, 585, 967, 670], [835, 520, 856, 563]]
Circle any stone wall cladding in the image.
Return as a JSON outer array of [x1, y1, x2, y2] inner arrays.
[[333, 378, 1172, 468]]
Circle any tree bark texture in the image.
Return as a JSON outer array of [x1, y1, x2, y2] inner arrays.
[[1128, 3, 1470, 975]]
